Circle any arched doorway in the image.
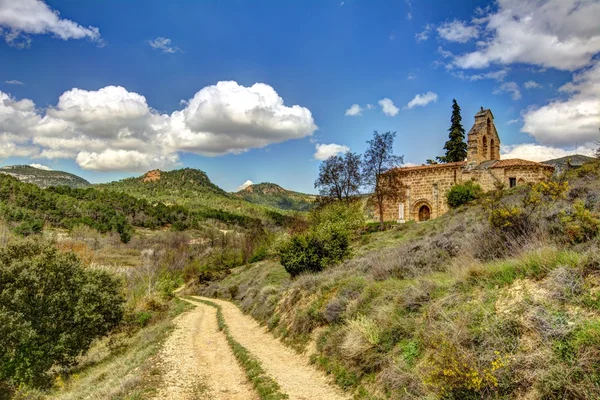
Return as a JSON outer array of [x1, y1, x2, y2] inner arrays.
[[418, 205, 431, 221]]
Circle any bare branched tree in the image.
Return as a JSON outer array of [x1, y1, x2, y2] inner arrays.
[[363, 131, 404, 230], [315, 152, 362, 203]]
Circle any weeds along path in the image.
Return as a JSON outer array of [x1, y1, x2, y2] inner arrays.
[[152, 298, 256, 400], [191, 296, 350, 400]]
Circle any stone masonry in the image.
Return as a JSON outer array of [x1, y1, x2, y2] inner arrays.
[[378, 108, 554, 223]]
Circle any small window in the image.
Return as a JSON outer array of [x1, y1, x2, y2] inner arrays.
[[509, 177, 517, 188]]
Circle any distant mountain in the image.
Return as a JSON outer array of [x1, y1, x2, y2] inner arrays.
[[0, 165, 91, 188], [235, 182, 316, 211]]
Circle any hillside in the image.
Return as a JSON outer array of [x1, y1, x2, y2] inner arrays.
[[0, 165, 91, 188], [97, 168, 301, 227], [235, 182, 316, 211], [543, 154, 597, 174], [197, 160, 600, 399]]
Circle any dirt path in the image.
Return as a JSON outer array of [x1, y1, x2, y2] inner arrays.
[[192, 296, 350, 400], [151, 299, 257, 400]]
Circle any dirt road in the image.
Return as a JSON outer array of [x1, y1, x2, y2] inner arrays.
[[191, 296, 349, 400], [151, 298, 257, 400]]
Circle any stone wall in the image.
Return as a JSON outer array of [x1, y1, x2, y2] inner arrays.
[[377, 163, 553, 223]]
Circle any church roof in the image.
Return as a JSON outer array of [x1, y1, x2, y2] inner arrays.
[[389, 161, 466, 173], [474, 107, 494, 119], [472, 158, 554, 170]]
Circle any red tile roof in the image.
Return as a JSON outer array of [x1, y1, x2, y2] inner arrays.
[[491, 159, 554, 169], [388, 161, 466, 173]]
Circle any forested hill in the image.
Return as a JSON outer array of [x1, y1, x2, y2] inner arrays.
[[234, 182, 316, 211], [0, 165, 91, 188], [96, 168, 299, 227]]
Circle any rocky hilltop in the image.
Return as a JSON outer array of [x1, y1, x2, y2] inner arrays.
[[0, 165, 91, 189]]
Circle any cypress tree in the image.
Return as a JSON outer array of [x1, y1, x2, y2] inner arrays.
[[437, 99, 467, 163]]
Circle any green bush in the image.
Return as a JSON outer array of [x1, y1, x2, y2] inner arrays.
[[447, 181, 483, 208], [278, 223, 350, 277], [0, 240, 125, 387]]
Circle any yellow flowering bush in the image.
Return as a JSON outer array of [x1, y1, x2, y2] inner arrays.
[[423, 340, 511, 397]]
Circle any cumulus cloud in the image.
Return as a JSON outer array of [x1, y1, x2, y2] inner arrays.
[[493, 81, 521, 100], [0, 0, 101, 48], [522, 61, 600, 146], [345, 104, 363, 116], [437, 20, 478, 43], [148, 37, 182, 53], [501, 143, 596, 162], [29, 163, 51, 170], [314, 143, 349, 160], [236, 180, 253, 191], [378, 98, 399, 116], [0, 81, 317, 171], [405, 91, 438, 109], [5, 80, 24, 85], [452, 0, 600, 71], [524, 80, 542, 89]]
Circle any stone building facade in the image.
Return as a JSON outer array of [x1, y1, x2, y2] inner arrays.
[[379, 108, 554, 223]]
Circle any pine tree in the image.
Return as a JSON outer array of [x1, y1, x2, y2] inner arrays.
[[437, 99, 467, 163]]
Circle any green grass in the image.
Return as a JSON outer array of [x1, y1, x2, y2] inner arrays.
[[45, 298, 193, 400], [185, 297, 288, 400]]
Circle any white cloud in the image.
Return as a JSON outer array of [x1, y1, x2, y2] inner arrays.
[[365, 104, 374, 110], [501, 143, 596, 162], [415, 24, 434, 42], [407, 73, 417, 80], [452, 69, 508, 82], [452, 0, 600, 71], [522, 61, 600, 146], [493, 81, 521, 100], [148, 37, 182, 53], [0, 0, 101, 48], [524, 80, 542, 89], [314, 143, 349, 161], [236, 180, 253, 191], [169, 81, 317, 156], [345, 104, 363, 116], [406, 12, 412, 21], [29, 163, 51, 170], [437, 20, 478, 43], [76, 150, 179, 172], [378, 98, 399, 116], [0, 81, 317, 171], [405, 91, 438, 109], [5, 80, 24, 85], [438, 46, 453, 59], [506, 118, 520, 125]]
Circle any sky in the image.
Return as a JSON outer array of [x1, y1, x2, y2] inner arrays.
[[0, 0, 599, 193]]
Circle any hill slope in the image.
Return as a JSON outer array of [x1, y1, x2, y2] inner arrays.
[[200, 161, 600, 399], [235, 182, 316, 211], [97, 168, 299, 227], [0, 165, 91, 188]]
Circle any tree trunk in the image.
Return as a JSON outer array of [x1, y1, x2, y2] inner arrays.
[[377, 195, 385, 231]]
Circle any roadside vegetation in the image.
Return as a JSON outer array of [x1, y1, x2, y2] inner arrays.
[[198, 158, 600, 399]]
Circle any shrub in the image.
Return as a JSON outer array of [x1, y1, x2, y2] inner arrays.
[[278, 223, 351, 277], [560, 200, 600, 244], [447, 181, 483, 208], [0, 240, 125, 387]]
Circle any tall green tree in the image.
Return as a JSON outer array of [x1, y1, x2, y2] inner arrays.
[[437, 99, 467, 163], [363, 131, 404, 230]]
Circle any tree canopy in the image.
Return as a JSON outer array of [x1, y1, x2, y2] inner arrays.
[[437, 99, 467, 163]]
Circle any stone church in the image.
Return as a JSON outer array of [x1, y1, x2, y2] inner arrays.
[[379, 108, 555, 223]]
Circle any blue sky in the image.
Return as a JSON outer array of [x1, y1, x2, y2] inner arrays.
[[0, 0, 599, 193]]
